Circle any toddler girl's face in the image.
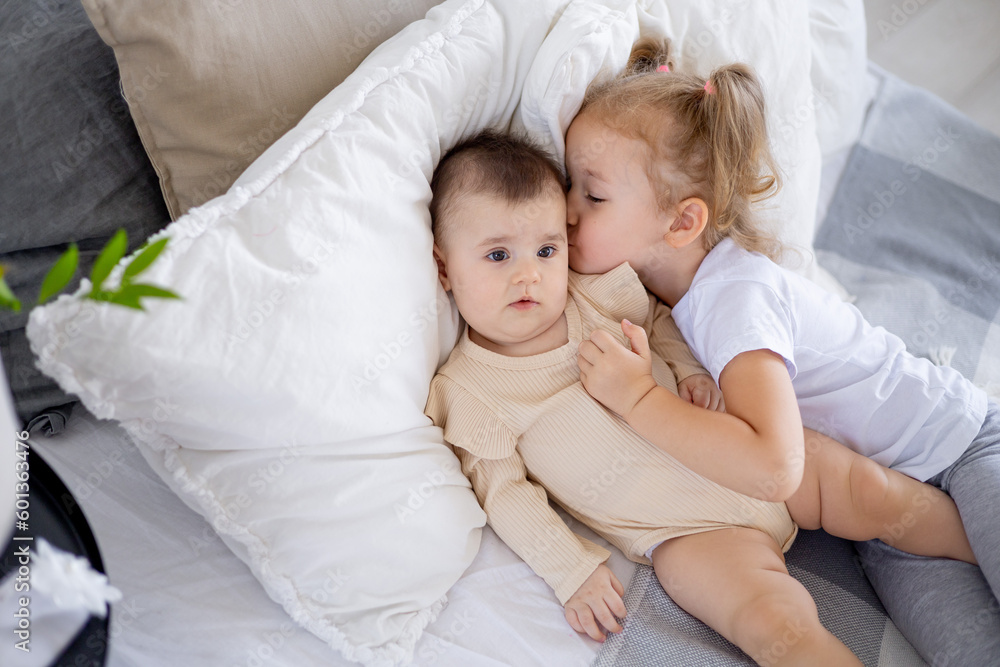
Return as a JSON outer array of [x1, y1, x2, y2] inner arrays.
[[565, 113, 670, 275], [436, 190, 569, 356]]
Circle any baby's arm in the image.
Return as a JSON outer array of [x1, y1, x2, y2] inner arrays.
[[646, 299, 723, 411], [578, 321, 804, 501], [455, 446, 627, 640]]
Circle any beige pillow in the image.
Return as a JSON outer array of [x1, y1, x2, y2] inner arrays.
[[82, 0, 441, 220]]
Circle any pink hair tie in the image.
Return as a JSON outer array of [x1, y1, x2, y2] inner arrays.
[[657, 64, 670, 73], [703, 80, 716, 94]]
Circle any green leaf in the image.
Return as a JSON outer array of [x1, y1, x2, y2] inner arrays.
[[86, 290, 112, 302], [0, 275, 21, 312], [105, 292, 145, 310], [117, 283, 181, 301], [89, 229, 128, 291], [122, 237, 169, 282], [37, 243, 79, 305]]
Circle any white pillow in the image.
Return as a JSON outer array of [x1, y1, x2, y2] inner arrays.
[[28, 0, 830, 664], [808, 0, 870, 156]]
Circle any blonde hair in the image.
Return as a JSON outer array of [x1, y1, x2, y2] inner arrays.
[[578, 38, 782, 260]]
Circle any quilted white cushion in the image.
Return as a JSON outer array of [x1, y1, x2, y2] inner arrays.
[[28, 0, 840, 664]]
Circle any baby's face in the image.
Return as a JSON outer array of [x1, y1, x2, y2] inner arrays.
[[565, 113, 670, 275], [436, 190, 569, 356]]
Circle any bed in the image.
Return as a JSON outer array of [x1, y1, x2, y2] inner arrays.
[[1, 1, 997, 666]]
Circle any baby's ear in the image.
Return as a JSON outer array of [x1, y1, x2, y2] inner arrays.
[[433, 243, 451, 292], [665, 198, 709, 248]]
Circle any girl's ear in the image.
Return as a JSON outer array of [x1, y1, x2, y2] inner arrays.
[[664, 197, 709, 248], [433, 243, 451, 292]]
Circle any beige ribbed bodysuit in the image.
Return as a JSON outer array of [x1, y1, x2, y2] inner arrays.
[[425, 263, 796, 603]]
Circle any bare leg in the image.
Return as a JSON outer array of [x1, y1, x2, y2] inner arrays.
[[786, 428, 976, 564], [651, 527, 861, 666]]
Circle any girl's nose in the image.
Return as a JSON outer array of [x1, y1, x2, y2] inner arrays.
[[566, 195, 579, 227]]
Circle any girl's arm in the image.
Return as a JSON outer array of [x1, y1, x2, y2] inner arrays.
[[578, 320, 804, 501], [646, 298, 724, 411]]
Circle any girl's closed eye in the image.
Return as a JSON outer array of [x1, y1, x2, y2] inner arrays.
[[487, 249, 509, 262], [586, 193, 605, 204]]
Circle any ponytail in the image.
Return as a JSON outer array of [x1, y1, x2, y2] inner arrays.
[[625, 37, 673, 76], [579, 43, 782, 260], [698, 63, 781, 254]]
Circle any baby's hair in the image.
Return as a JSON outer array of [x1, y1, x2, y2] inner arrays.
[[430, 129, 566, 246], [580, 38, 782, 260]]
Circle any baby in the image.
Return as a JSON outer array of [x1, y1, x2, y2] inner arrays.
[[424, 129, 973, 665]]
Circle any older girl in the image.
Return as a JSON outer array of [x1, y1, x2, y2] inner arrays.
[[566, 39, 1000, 664]]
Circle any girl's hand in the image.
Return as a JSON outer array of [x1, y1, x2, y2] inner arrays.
[[564, 563, 627, 642], [678, 374, 725, 412], [578, 319, 657, 419]]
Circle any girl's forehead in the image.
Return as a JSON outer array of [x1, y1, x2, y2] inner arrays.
[[567, 116, 647, 182]]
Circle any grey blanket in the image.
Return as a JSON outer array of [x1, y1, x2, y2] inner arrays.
[[594, 66, 1000, 667]]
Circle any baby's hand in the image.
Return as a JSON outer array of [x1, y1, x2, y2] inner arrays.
[[678, 374, 725, 412], [578, 320, 657, 419], [564, 563, 627, 642]]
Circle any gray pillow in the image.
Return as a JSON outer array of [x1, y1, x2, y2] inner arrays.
[[0, 0, 169, 430]]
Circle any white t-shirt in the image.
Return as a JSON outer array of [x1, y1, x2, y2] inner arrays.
[[671, 238, 989, 481]]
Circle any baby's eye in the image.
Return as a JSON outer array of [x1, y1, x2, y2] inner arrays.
[[586, 193, 604, 203], [487, 250, 509, 262], [537, 246, 556, 258]]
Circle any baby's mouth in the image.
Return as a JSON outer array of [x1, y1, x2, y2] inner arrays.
[[509, 297, 538, 311]]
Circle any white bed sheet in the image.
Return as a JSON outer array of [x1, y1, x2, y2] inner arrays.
[[33, 408, 634, 667]]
